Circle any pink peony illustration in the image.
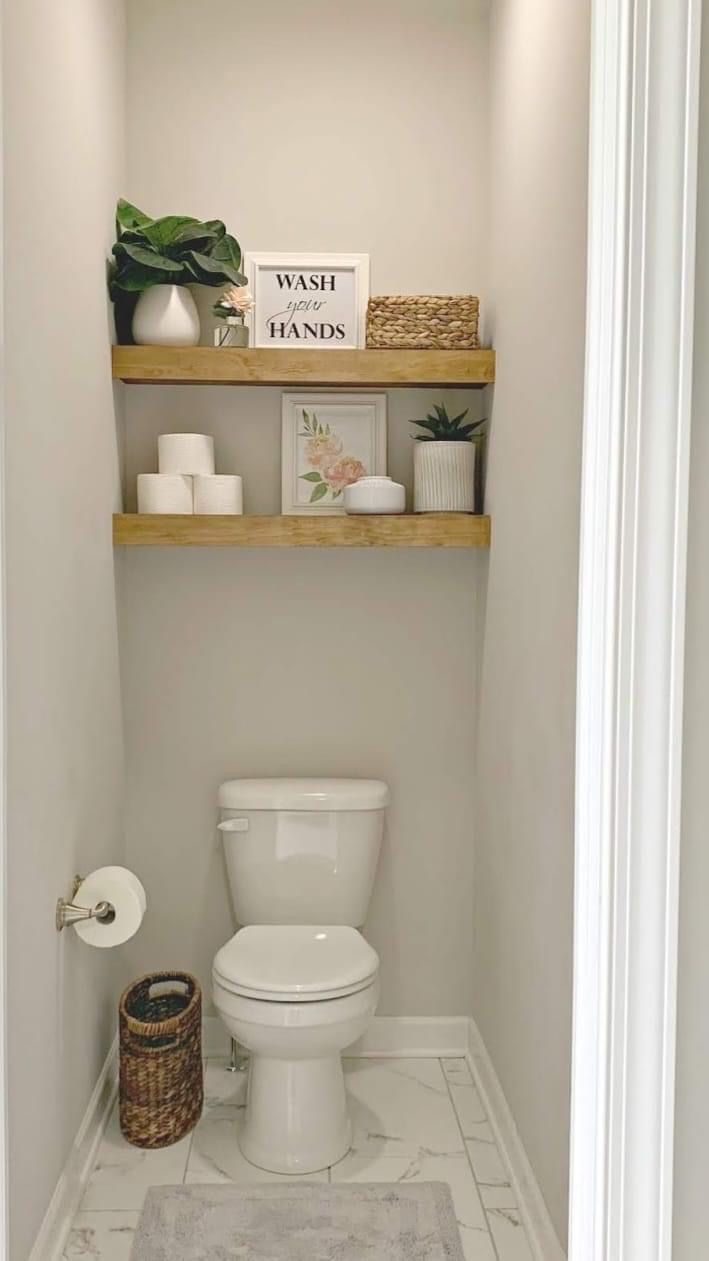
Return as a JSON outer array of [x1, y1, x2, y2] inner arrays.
[[323, 455, 366, 492], [305, 433, 343, 469]]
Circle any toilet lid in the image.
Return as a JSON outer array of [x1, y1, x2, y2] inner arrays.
[[212, 925, 379, 1002]]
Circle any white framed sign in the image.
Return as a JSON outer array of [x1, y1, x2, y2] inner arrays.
[[281, 392, 387, 515], [244, 253, 369, 349]]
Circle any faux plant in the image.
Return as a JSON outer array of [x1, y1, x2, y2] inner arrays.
[[410, 402, 486, 442], [212, 285, 255, 321], [109, 198, 245, 300]]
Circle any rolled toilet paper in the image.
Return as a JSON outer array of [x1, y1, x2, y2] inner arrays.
[[193, 474, 243, 515], [72, 866, 146, 949], [137, 473, 193, 514], [95, 864, 147, 915], [158, 433, 215, 476]]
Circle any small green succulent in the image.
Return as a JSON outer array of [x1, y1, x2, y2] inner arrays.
[[410, 403, 486, 442]]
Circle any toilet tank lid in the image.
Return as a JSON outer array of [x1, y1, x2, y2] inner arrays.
[[218, 777, 390, 811]]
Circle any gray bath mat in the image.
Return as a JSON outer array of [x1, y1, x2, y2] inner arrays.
[[131, 1181, 464, 1261]]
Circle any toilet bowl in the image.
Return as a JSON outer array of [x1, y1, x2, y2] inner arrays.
[[213, 924, 379, 1173]]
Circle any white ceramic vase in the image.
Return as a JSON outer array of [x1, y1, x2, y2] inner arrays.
[[413, 441, 476, 512], [132, 284, 201, 347]]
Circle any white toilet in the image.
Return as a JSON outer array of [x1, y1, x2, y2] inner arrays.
[[212, 777, 388, 1174]]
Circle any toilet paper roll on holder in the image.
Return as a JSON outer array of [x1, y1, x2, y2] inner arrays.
[[56, 875, 116, 932]]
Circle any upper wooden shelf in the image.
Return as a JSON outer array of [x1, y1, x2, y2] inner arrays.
[[111, 346, 495, 388], [113, 513, 491, 549]]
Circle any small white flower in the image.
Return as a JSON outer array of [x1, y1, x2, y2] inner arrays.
[[218, 285, 254, 314]]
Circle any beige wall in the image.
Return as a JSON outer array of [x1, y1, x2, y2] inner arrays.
[[119, 0, 489, 1015], [2, 2, 126, 1256], [672, 13, 709, 1258], [126, 0, 489, 301], [472, 0, 590, 1245]]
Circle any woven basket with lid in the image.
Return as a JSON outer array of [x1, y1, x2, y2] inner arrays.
[[119, 971, 203, 1149], [366, 295, 480, 349]]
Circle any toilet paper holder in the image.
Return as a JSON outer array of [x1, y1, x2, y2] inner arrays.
[[56, 874, 117, 932]]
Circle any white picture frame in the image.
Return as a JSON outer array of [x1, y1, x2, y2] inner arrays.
[[281, 392, 387, 515], [244, 252, 369, 349]]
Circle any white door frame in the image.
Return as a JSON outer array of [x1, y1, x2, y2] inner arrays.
[[0, 5, 8, 1255], [569, 2, 702, 1259], [0, 6, 701, 1261]]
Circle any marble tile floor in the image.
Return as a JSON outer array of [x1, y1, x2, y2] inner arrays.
[[64, 1057, 534, 1261]]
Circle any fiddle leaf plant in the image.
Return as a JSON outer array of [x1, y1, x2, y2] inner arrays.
[[108, 198, 246, 299], [410, 402, 486, 442], [108, 199, 247, 343]]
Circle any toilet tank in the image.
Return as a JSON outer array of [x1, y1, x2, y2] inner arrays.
[[217, 778, 389, 927]]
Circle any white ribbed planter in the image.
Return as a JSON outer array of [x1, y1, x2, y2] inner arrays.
[[413, 441, 476, 512], [132, 284, 201, 347]]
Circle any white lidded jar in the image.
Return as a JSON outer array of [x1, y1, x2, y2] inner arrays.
[[413, 441, 476, 512], [217, 778, 389, 928], [132, 284, 201, 347], [343, 476, 406, 515]]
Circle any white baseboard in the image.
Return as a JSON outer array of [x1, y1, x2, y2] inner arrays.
[[29, 1036, 118, 1261], [203, 1014, 470, 1059], [466, 1018, 566, 1261]]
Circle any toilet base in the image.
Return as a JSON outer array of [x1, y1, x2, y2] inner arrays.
[[238, 1052, 352, 1174], [213, 969, 379, 1174]]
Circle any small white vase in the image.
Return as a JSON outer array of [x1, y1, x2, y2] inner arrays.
[[413, 441, 476, 512], [132, 284, 201, 347]]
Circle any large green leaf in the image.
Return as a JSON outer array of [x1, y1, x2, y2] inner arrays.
[[170, 222, 224, 253], [139, 215, 201, 249], [199, 219, 227, 240], [183, 250, 244, 286], [211, 233, 242, 273], [110, 264, 179, 293], [116, 199, 153, 234], [171, 219, 226, 244], [167, 236, 222, 260], [115, 228, 155, 247], [113, 241, 183, 272]]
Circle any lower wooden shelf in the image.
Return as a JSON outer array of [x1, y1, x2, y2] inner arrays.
[[113, 513, 491, 548]]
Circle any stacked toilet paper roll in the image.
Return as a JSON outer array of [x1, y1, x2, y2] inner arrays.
[[194, 474, 243, 514], [72, 866, 147, 948], [158, 433, 215, 476], [136, 433, 244, 515], [138, 473, 193, 514]]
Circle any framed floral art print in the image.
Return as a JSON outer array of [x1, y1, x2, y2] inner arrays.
[[281, 392, 387, 515]]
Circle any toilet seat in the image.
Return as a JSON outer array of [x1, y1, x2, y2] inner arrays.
[[213, 924, 379, 1003]]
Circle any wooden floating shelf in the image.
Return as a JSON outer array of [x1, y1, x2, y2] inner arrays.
[[111, 346, 495, 388], [113, 513, 491, 549]]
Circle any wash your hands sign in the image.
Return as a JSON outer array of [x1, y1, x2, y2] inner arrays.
[[246, 254, 369, 349]]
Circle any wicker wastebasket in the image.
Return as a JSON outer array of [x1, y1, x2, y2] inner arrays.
[[119, 971, 203, 1148]]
